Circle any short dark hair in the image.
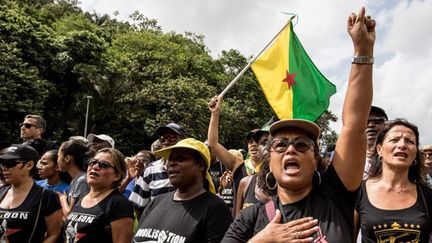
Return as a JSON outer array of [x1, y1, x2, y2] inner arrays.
[[25, 114, 46, 134]]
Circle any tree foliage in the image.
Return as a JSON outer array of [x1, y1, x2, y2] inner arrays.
[[0, 0, 338, 155]]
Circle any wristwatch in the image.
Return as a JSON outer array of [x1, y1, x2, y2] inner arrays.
[[351, 56, 374, 64]]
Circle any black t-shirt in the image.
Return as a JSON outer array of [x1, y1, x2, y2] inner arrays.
[[223, 164, 357, 243], [0, 183, 61, 243], [209, 161, 225, 191], [356, 181, 432, 242], [133, 191, 233, 243], [243, 175, 259, 209], [23, 139, 58, 159], [64, 190, 134, 243], [232, 163, 247, 216]]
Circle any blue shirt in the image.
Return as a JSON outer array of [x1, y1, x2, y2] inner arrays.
[[36, 179, 70, 194]]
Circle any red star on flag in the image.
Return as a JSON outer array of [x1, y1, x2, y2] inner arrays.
[[282, 70, 297, 89]]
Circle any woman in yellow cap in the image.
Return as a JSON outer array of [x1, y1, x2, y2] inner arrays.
[[133, 138, 233, 243]]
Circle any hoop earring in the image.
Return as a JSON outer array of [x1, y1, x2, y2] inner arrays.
[[265, 171, 277, 190], [412, 159, 418, 167], [314, 170, 322, 186]]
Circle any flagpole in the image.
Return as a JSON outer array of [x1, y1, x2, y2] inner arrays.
[[218, 16, 295, 98]]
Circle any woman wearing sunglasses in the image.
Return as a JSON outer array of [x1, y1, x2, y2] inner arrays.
[[64, 147, 134, 243], [354, 119, 432, 242], [223, 7, 375, 242], [0, 144, 63, 242]]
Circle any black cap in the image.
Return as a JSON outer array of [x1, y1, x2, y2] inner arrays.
[[370, 106, 388, 120], [0, 144, 39, 162], [155, 123, 187, 137], [251, 130, 270, 142], [246, 129, 260, 141]]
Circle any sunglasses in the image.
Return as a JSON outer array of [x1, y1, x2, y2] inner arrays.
[[20, 123, 39, 129], [1, 160, 25, 169], [88, 159, 115, 170], [270, 137, 314, 153], [159, 134, 179, 143]]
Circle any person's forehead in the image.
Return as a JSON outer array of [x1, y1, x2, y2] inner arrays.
[[386, 125, 416, 137], [273, 127, 311, 139], [162, 131, 178, 137], [368, 112, 386, 119], [24, 117, 38, 125], [169, 148, 195, 158], [94, 151, 113, 162]]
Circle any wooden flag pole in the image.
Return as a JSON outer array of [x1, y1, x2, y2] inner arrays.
[[218, 16, 295, 98]]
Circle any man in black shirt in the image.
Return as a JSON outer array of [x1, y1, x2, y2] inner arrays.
[[20, 114, 58, 159]]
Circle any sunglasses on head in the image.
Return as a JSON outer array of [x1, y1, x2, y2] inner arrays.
[[19, 123, 39, 129], [1, 159, 25, 169], [88, 159, 115, 170], [270, 137, 315, 153]]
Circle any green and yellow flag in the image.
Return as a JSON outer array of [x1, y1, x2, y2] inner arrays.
[[251, 20, 336, 121]]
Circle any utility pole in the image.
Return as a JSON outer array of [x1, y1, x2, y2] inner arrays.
[[84, 95, 93, 137]]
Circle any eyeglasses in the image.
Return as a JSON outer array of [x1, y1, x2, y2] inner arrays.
[[0, 160, 24, 169], [19, 123, 39, 129], [88, 159, 115, 170], [367, 117, 386, 124], [160, 134, 179, 144], [270, 137, 314, 153]]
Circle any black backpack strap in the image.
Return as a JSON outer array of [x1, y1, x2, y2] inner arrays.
[[0, 185, 12, 202]]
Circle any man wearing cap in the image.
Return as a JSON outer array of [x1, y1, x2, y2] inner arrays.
[[0, 144, 63, 242], [20, 114, 58, 158], [133, 138, 232, 243], [129, 122, 187, 218], [244, 129, 265, 175], [364, 106, 388, 179], [87, 133, 115, 156], [235, 129, 271, 215]]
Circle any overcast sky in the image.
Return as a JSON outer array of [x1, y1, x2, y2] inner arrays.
[[80, 0, 432, 146]]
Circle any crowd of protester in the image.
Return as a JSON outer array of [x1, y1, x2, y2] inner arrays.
[[1, 7, 432, 243]]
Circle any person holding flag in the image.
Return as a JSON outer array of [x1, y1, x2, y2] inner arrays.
[[223, 6, 375, 242]]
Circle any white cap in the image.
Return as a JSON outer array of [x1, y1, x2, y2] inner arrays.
[[87, 134, 115, 148]]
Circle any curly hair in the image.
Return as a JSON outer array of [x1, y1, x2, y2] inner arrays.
[[368, 118, 428, 186], [257, 135, 324, 197]]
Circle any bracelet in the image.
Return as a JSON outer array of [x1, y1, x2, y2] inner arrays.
[[351, 56, 374, 64]]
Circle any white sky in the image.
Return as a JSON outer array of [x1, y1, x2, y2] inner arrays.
[[80, 0, 432, 146]]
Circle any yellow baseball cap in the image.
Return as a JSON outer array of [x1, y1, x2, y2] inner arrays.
[[154, 138, 215, 194]]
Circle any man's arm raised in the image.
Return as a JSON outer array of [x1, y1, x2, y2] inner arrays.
[[207, 96, 243, 172]]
